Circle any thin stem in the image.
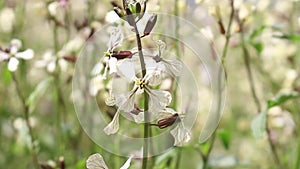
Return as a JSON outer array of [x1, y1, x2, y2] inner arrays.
[[239, 21, 282, 169], [240, 30, 262, 113], [12, 73, 40, 169], [174, 147, 182, 169], [199, 0, 235, 167], [53, 22, 67, 155], [132, 16, 149, 169], [200, 132, 216, 169], [221, 0, 234, 70]]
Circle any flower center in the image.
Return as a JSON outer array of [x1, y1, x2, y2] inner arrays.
[[104, 51, 112, 57], [136, 79, 146, 89]]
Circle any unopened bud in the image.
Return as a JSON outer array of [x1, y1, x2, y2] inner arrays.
[[143, 14, 157, 37]]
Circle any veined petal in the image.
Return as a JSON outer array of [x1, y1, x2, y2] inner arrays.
[[8, 57, 19, 72], [109, 57, 118, 74], [162, 59, 183, 77], [107, 26, 124, 51], [120, 155, 133, 169], [117, 59, 136, 80], [0, 51, 9, 61], [15, 49, 34, 60], [148, 89, 172, 114], [86, 153, 109, 169], [104, 110, 120, 135], [170, 122, 191, 146]]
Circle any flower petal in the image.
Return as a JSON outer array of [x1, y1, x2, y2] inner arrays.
[[109, 57, 118, 74], [0, 51, 9, 61], [15, 49, 34, 60], [8, 57, 19, 72], [162, 59, 183, 77], [86, 153, 109, 169], [148, 89, 172, 114], [104, 110, 120, 135], [120, 155, 133, 169], [107, 26, 123, 51], [91, 62, 104, 76], [117, 59, 136, 80], [170, 122, 191, 146], [89, 76, 105, 96]]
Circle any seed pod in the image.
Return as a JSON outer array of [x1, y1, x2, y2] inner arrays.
[[112, 50, 133, 59], [143, 14, 157, 37], [155, 113, 179, 129], [63, 56, 77, 63]]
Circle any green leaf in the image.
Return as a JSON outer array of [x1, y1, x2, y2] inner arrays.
[[267, 91, 300, 108], [250, 25, 266, 40], [217, 129, 231, 150], [2, 66, 12, 84], [250, 42, 264, 54], [251, 110, 267, 139], [26, 77, 54, 113], [273, 34, 300, 42]]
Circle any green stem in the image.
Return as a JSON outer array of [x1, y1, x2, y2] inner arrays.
[[174, 147, 182, 169], [12, 73, 40, 169], [132, 16, 149, 169], [199, 0, 235, 167], [295, 137, 300, 169], [53, 22, 67, 155], [239, 21, 282, 169]]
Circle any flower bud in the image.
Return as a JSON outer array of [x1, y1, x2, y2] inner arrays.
[[154, 113, 179, 129], [143, 14, 157, 37]]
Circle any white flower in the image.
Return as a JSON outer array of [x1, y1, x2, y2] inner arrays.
[[35, 50, 68, 73], [0, 39, 34, 72], [102, 26, 124, 77], [86, 153, 132, 169], [156, 108, 191, 146], [153, 40, 183, 77], [90, 26, 124, 95], [86, 153, 109, 169], [0, 7, 15, 33], [104, 74, 172, 134], [170, 122, 191, 146]]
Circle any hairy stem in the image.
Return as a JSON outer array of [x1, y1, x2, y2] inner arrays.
[[12, 73, 40, 169]]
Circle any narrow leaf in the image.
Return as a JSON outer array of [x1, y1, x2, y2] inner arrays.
[[26, 77, 54, 113], [251, 110, 267, 139], [267, 91, 300, 108], [217, 129, 231, 150]]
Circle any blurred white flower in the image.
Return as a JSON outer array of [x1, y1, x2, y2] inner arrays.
[[35, 50, 68, 73], [105, 11, 120, 23], [0, 39, 34, 72], [103, 110, 120, 135], [86, 153, 132, 169], [0, 7, 15, 33]]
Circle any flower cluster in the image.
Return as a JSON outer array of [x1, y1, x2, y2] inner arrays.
[[90, 20, 191, 146]]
